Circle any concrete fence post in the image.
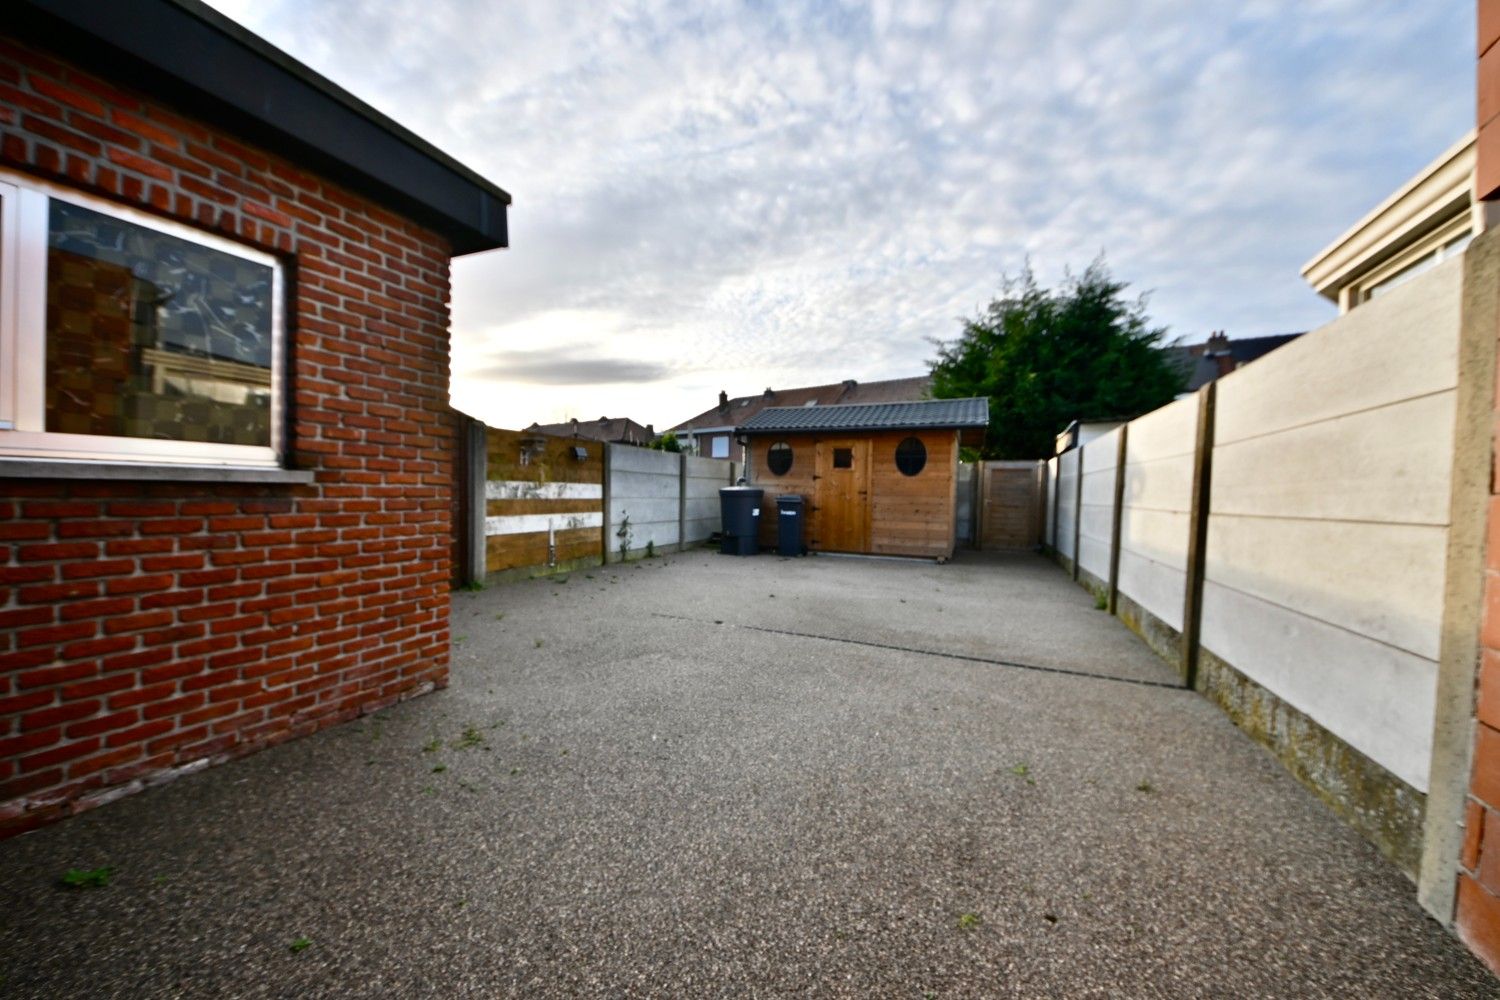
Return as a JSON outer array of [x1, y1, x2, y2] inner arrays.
[[1180, 382, 1217, 689], [601, 443, 614, 565], [462, 416, 487, 587], [1050, 458, 1060, 553], [678, 451, 688, 553], [1107, 424, 1128, 614], [1071, 446, 1084, 581]]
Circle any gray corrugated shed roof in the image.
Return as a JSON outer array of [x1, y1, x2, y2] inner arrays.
[[737, 397, 989, 434]]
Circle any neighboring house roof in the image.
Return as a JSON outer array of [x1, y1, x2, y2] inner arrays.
[[525, 417, 654, 445], [1162, 332, 1303, 393], [668, 375, 932, 434], [738, 397, 989, 435], [12, 0, 510, 254]]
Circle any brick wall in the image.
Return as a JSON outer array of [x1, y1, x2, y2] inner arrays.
[[1460, 0, 1500, 970], [0, 34, 454, 836]]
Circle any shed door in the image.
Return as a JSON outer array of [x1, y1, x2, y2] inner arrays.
[[814, 438, 870, 552]]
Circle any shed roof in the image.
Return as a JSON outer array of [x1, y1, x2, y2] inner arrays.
[[12, 0, 510, 254], [667, 375, 931, 433], [738, 397, 989, 434]]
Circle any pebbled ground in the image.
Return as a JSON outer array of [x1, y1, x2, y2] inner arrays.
[[0, 549, 1493, 998]]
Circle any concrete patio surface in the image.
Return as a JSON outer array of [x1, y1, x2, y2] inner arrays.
[[0, 549, 1493, 997]]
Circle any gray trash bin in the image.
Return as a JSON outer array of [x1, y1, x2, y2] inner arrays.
[[718, 487, 763, 555], [776, 494, 805, 556]]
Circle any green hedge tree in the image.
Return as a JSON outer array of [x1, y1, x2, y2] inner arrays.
[[929, 259, 1185, 459]]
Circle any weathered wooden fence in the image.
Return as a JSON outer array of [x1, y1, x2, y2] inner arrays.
[[453, 423, 737, 581], [975, 460, 1047, 549]]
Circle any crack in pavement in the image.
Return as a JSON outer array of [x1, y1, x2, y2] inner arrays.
[[650, 612, 1187, 690]]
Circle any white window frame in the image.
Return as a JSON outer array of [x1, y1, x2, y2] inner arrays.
[[0, 169, 285, 468], [710, 435, 729, 459]]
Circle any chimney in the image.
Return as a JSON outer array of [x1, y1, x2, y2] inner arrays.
[[763, 387, 773, 398], [1205, 330, 1230, 356], [718, 390, 728, 410], [646, 424, 654, 436]]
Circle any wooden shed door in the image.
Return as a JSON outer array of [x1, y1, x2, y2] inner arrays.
[[814, 439, 870, 552]]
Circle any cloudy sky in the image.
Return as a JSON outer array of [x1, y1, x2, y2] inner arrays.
[[207, 1, 1472, 431]]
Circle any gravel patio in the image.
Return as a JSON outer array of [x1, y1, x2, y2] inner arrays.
[[0, 549, 1492, 997]]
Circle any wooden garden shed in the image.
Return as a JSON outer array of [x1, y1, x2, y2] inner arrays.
[[738, 397, 989, 559]]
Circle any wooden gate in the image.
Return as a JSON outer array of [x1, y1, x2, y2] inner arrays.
[[978, 460, 1045, 550], [813, 438, 871, 553]]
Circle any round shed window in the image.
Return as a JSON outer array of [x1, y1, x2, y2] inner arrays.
[[767, 441, 793, 476], [895, 436, 927, 476]]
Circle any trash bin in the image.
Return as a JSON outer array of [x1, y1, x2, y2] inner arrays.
[[718, 486, 763, 556], [776, 494, 805, 556]]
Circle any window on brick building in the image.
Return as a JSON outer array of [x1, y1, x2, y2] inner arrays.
[[0, 170, 285, 468]]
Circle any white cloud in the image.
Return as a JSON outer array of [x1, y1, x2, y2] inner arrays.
[[208, 0, 1471, 429]]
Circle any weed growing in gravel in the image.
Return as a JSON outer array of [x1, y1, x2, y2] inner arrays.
[[494, 613, 505, 621], [459, 580, 485, 593], [60, 866, 112, 889], [956, 912, 982, 931], [289, 937, 312, 953], [432, 764, 447, 773], [534, 638, 545, 648], [422, 736, 442, 753], [1093, 593, 1107, 610], [1136, 780, 1154, 794], [454, 635, 467, 643], [510, 767, 521, 775], [1010, 763, 1036, 786], [454, 725, 485, 750]]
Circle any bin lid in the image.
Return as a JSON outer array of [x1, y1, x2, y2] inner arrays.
[[719, 486, 764, 495], [776, 494, 805, 505]]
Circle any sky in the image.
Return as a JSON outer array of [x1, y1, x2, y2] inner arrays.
[[206, 0, 1473, 431]]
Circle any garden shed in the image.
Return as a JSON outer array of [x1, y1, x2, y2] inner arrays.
[[738, 397, 989, 559]]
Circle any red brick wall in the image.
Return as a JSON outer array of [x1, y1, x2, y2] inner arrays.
[[1461, 0, 1500, 970], [0, 35, 454, 835]]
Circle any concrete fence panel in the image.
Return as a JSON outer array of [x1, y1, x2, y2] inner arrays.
[[1054, 448, 1079, 565], [1076, 428, 1119, 584], [1116, 392, 1199, 637], [606, 446, 737, 560], [1202, 256, 1463, 796]]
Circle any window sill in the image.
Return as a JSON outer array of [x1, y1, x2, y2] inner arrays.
[[0, 459, 317, 484]]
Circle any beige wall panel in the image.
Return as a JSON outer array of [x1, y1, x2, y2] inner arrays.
[[1205, 513, 1446, 660], [1127, 393, 1199, 461], [1214, 257, 1462, 448], [1123, 452, 1195, 514], [1210, 390, 1456, 525], [1120, 506, 1190, 569], [1200, 580, 1437, 791], [1117, 548, 1187, 631]]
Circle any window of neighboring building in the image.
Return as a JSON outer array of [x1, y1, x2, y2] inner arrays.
[[710, 435, 729, 459], [1361, 229, 1472, 304], [766, 441, 792, 475], [0, 171, 284, 467], [895, 436, 927, 476]]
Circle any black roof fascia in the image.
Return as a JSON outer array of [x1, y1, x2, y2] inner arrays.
[[10, 0, 510, 255]]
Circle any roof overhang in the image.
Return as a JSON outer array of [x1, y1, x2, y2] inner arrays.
[[1301, 131, 1474, 302], [9, 0, 510, 255]]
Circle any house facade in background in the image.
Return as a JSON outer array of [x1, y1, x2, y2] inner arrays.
[[523, 416, 654, 447], [739, 397, 987, 559], [667, 375, 930, 461], [0, 0, 508, 836], [1303, 131, 1478, 313]]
